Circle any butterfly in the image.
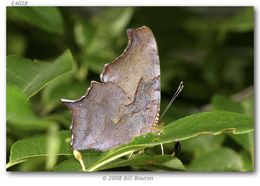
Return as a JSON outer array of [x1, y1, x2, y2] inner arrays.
[[61, 26, 160, 151]]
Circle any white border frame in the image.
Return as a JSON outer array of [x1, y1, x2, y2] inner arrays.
[[1, 1, 258, 186]]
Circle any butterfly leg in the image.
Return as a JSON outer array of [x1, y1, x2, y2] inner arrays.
[[128, 152, 134, 159], [171, 142, 181, 156], [160, 143, 164, 155], [138, 149, 144, 155], [73, 150, 86, 171]]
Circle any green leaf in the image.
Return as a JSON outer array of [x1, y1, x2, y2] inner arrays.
[[17, 157, 46, 171], [242, 95, 254, 117], [42, 79, 88, 113], [160, 111, 253, 141], [44, 111, 72, 129], [7, 7, 64, 35], [181, 134, 225, 156], [54, 154, 185, 172], [7, 131, 72, 169], [211, 95, 254, 157], [218, 8, 254, 41], [45, 124, 60, 170], [75, 8, 134, 49], [7, 50, 75, 99], [229, 132, 254, 155], [86, 111, 253, 171], [7, 85, 36, 122], [85, 55, 115, 74], [221, 8, 254, 33], [77, 8, 134, 73], [99, 155, 185, 171], [7, 111, 253, 171], [7, 33, 27, 56], [212, 95, 244, 113], [7, 85, 50, 130], [240, 150, 254, 171], [188, 147, 244, 171], [98, 7, 134, 38], [52, 151, 102, 172]]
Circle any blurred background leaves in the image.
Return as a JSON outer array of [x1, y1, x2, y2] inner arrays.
[[6, 7, 254, 171]]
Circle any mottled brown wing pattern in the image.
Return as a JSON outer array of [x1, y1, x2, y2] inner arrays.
[[61, 26, 160, 151]]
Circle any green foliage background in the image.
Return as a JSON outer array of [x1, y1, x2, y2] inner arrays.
[[6, 7, 254, 171]]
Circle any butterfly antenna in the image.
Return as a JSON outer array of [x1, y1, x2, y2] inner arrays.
[[159, 81, 184, 120]]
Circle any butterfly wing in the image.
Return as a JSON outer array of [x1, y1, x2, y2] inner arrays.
[[62, 26, 160, 151], [101, 26, 160, 103]]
